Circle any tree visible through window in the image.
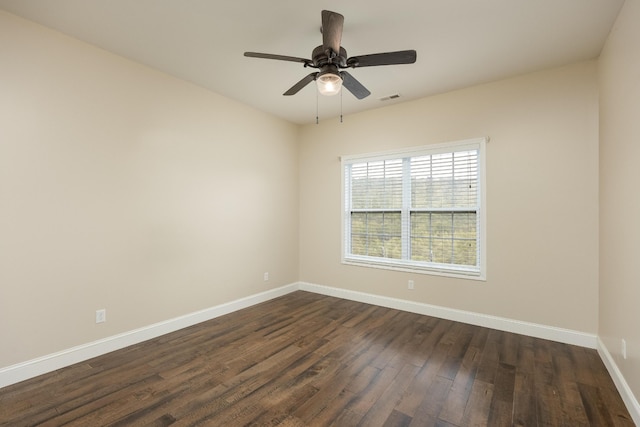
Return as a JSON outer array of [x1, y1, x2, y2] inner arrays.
[[342, 138, 486, 278]]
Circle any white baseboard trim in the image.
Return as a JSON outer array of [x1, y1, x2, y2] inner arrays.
[[0, 281, 607, 392], [597, 338, 640, 425], [0, 283, 298, 389], [298, 282, 598, 349]]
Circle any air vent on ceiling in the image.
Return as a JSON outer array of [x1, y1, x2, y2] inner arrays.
[[379, 93, 401, 101]]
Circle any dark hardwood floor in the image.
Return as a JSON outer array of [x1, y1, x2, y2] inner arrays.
[[0, 291, 634, 426]]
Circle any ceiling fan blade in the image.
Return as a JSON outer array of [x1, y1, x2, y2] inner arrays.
[[244, 52, 310, 64], [284, 73, 318, 96], [321, 10, 344, 57], [341, 71, 371, 100], [347, 50, 417, 68]]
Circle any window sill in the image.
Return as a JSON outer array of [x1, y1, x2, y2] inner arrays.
[[342, 257, 486, 281]]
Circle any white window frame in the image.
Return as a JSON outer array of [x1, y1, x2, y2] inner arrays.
[[341, 137, 487, 281]]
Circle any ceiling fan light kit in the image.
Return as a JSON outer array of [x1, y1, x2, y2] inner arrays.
[[244, 10, 416, 100], [316, 66, 342, 96]]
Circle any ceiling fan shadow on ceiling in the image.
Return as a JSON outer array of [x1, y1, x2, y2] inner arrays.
[[244, 10, 417, 100]]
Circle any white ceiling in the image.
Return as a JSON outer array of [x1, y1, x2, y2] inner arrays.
[[0, 0, 624, 125]]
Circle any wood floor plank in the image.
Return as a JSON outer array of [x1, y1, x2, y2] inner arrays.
[[460, 379, 494, 427], [408, 375, 453, 427], [393, 334, 453, 417], [383, 409, 413, 427], [437, 323, 486, 426], [294, 346, 380, 423], [512, 369, 537, 427], [337, 364, 401, 424], [0, 291, 634, 427], [358, 363, 420, 426], [474, 328, 501, 384], [486, 362, 516, 426]]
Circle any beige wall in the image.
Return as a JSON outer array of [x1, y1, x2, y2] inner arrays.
[[0, 11, 299, 368], [299, 61, 599, 333], [599, 0, 640, 405]]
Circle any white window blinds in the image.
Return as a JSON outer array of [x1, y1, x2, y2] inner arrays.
[[342, 138, 486, 279]]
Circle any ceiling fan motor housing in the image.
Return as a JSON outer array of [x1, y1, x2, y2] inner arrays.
[[312, 45, 347, 68]]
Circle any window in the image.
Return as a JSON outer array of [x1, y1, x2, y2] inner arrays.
[[342, 137, 486, 279]]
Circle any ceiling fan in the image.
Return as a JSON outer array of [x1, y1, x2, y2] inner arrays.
[[244, 10, 417, 99]]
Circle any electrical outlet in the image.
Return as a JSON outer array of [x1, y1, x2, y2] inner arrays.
[[95, 309, 106, 324], [622, 339, 627, 360], [408, 280, 414, 290], [264, 272, 269, 282]]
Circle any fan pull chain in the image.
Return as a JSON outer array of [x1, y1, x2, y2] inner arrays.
[[316, 89, 319, 125], [340, 89, 343, 123]]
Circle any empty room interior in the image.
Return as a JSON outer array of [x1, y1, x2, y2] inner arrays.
[[1, 1, 639, 425]]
